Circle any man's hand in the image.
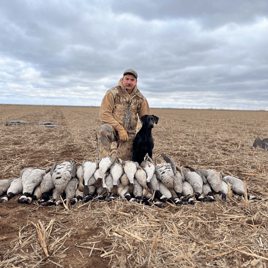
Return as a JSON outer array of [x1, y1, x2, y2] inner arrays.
[[118, 127, 129, 141]]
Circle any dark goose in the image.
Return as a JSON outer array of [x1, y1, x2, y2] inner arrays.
[[253, 137, 268, 151]]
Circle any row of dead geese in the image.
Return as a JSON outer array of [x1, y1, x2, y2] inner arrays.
[[0, 154, 261, 207]]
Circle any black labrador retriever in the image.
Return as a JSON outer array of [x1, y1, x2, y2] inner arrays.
[[132, 114, 159, 164]]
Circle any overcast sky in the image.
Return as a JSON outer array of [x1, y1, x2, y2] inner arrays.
[[0, 0, 268, 110]]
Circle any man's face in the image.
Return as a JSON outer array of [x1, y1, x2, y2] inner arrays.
[[122, 74, 137, 91]]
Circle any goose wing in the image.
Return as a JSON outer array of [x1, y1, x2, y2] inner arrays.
[[161, 153, 176, 175], [262, 139, 268, 150]]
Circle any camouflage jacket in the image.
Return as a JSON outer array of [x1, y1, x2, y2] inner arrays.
[[100, 78, 150, 133]]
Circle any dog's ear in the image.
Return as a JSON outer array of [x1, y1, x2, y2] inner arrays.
[[153, 115, 159, 124], [141, 115, 148, 124]]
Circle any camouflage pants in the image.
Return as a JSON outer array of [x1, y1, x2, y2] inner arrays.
[[96, 124, 136, 161]]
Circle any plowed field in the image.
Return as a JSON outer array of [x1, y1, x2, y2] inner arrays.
[[0, 105, 268, 268]]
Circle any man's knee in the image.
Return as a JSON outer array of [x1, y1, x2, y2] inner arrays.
[[96, 124, 116, 146]]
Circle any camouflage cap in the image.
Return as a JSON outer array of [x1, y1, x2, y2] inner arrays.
[[123, 69, 138, 79]]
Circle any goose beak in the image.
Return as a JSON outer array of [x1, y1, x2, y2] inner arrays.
[[253, 148, 255, 151]]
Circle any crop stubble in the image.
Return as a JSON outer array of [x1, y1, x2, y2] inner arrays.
[[0, 105, 268, 268]]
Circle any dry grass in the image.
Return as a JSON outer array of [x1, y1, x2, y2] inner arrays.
[[2, 198, 268, 267], [0, 218, 73, 268]]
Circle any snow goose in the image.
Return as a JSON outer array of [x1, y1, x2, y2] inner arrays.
[[105, 174, 113, 193], [182, 167, 203, 197], [219, 180, 228, 202], [41, 187, 58, 206], [117, 184, 130, 199], [155, 164, 179, 201], [222, 175, 244, 195], [76, 165, 84, 190], [202, 183, 213, 196], [182, 181, 194, 196], [155, 162, 181, 204], [222, 175, 261, 200], [104, 173, 117, 201], [201, 169, 220, 191], [64, 177, 79, 207], [83, 175, 96, 202], [37, 172, 54, 202], [158, 181, 172, 201], [201, 183, 215, 202], [95, 185, 106, 201], [140, 154, 155, 183], [93, 169, 109, 195], [161, 153, 183, 198], [185, 166, 208, 184], [93, 171, 110, 201], [182, 181, 195, 205], [50, 160, 77, 205], [173, 167, 184, 200], [75, 188, 84, 201], [135, 167, 148, 191], [156, 163, 174, 191], [81, 161, 98, 188], [142, 174, 166, 207], [133, 178, 143, 201], [253, 137, 268, 151], [0, 178, 15, 196], [147, 173, 159, 192], [203, 169, 228, 202], [0, 177, 23, 203], [18, 167, 46, 204], [154, 166, 179, 203], [110, 158, 124, 195], [135, 167, 153, 203], [87, 176, 96, 193], [33, 186, 42, 200], [148, 173, 164, 200], [183, 166, 217, 203], [120, 173, 130, 188], [94, 157, 113, 188], [94, 168, 101, 181], [123, 161, 139, 193]]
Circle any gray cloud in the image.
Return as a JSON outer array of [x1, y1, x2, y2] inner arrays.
[[0, 0, 267, 110], [111, 0, 268, 28]]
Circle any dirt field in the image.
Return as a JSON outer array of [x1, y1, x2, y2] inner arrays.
[[0, 105, 268, 268]]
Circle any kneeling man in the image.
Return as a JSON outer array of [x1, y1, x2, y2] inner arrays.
[[96, 69, 150, 161]]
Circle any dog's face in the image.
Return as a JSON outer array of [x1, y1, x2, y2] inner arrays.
[[141, 115, 159, 128]]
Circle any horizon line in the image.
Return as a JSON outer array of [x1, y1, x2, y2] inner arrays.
[[0, 103, 267, 112]]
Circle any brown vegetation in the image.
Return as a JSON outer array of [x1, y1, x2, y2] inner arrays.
[[0, 105, 268, 267]]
